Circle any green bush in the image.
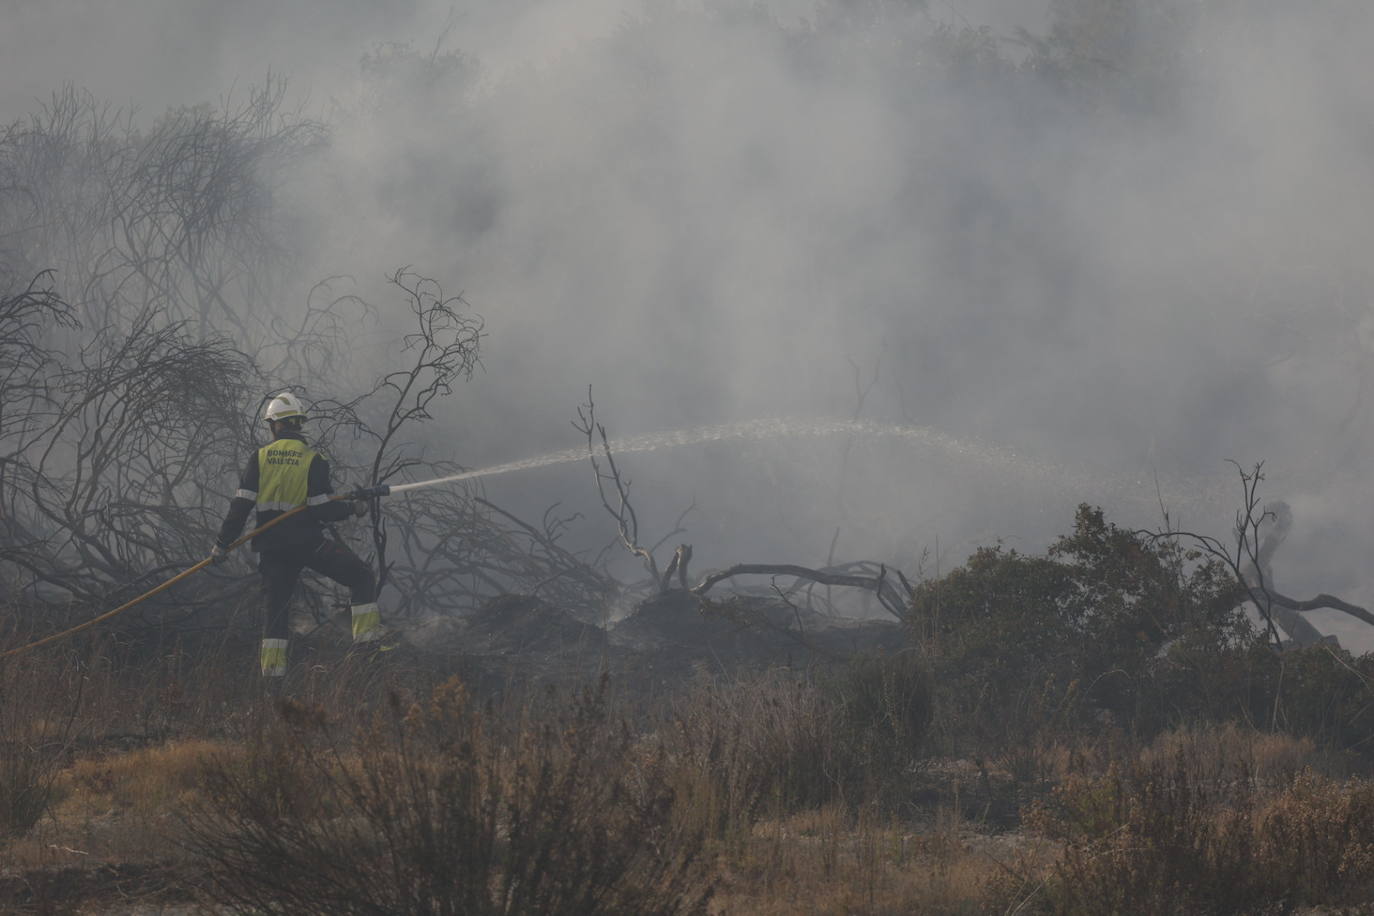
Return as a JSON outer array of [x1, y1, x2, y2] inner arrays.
[[910, 505, 1249, 753], [1147, 639, 1374, 761]]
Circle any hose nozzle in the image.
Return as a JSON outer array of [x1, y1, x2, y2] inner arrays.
[[349, 484, 391, 500]]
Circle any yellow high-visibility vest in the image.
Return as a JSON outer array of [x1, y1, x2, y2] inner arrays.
[[255, 439, 327, 512]]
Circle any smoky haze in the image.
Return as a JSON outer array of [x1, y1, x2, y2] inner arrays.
[[7, 0, 1374, 643]]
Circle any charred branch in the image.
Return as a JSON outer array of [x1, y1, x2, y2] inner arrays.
[[337, 269, 484, 597], [661, 544, 693, 592], [1266, 592, 1374, 629], [1146, 461, 1371, 651], [692, 563, 909, 621], [574, 389, 661, 585]]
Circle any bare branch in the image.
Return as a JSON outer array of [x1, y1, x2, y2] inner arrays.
[[573, 388, 662, 585], [1144, 460, 1368, 651], [692, 563, 908, 621]]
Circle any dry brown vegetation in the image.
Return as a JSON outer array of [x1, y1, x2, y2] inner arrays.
[[3, 621, 1374, 915]]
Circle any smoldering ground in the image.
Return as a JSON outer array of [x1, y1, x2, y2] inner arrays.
[[5, 0, 1374, 644]]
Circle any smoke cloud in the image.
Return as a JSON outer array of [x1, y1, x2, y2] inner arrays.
[[7, 0, 1374, 642]]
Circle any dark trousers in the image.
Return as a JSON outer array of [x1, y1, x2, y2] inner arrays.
[[258, 540, 376, 640]]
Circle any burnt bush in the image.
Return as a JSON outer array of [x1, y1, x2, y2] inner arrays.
[[831, 650, 933, 792], [0, 648, 85, 836], [186, 676, 712, 915]]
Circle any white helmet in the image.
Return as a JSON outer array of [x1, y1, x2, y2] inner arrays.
[[263, 392, 307, 424]]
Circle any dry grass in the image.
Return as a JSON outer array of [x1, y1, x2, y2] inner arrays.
[[0, 648, 91, 840], [62, 738, 233, 809], [710, 803, 1049, 915], [6, 645, 1374, 915], [182, 676, 715, 915], [3, 738, 237, 869], [1016, 727, 1374, 915], [1137, 722, 1331, 790], [664, 669, 840, 853], [684, 725, 1370, 915]]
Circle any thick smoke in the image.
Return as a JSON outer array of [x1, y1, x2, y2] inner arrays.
[[7, 0, 1374, 642]]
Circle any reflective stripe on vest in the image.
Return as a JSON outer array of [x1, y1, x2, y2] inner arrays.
[[256, 439, 317, 511]]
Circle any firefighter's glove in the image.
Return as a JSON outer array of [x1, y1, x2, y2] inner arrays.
[[208, 544, 229, 565], [353, 499, 370, 519]]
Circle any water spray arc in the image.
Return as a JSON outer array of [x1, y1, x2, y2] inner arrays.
[[385, 416, 1224, 508], [2, 416, 1223, 658], [388, 417, 1044, 494]]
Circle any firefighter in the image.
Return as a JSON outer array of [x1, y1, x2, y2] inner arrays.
[[210, 392, 383, 678]]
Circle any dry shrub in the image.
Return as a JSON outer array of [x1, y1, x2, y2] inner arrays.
[[665, 669, 840, 846], [1136, 723, 1325, 794], [1031, 725, 1329, 843], [0, 648, 87, 837], [1252, 770, 1374, 905], [1018, 725, 1374, 914], [1030, 763, 1261, 915], [660, 656, 933, 856], [109, 632, 261, 736], [664, 655, 933, 849], [834, 651, 933, 776], [186, 675, 712, 915]]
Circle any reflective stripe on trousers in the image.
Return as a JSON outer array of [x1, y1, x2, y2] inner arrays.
[[260, 638, 288, 677], [352, 603, 381, 642]]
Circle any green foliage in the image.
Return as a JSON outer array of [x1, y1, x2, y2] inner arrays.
[[911, 505, 1247, 752], [1155, 639, 1374, 755], [911, 502, 1374, 773]]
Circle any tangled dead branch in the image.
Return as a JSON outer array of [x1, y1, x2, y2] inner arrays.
[[0, 88, 615, 642], [574, 390, 662, 585], [1147, 461, 1371, 651], [575, 390, 914, 620], [691, 563, 911, 621]]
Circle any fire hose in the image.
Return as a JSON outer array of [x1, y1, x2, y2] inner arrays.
[[1, 484, 392, 659]]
